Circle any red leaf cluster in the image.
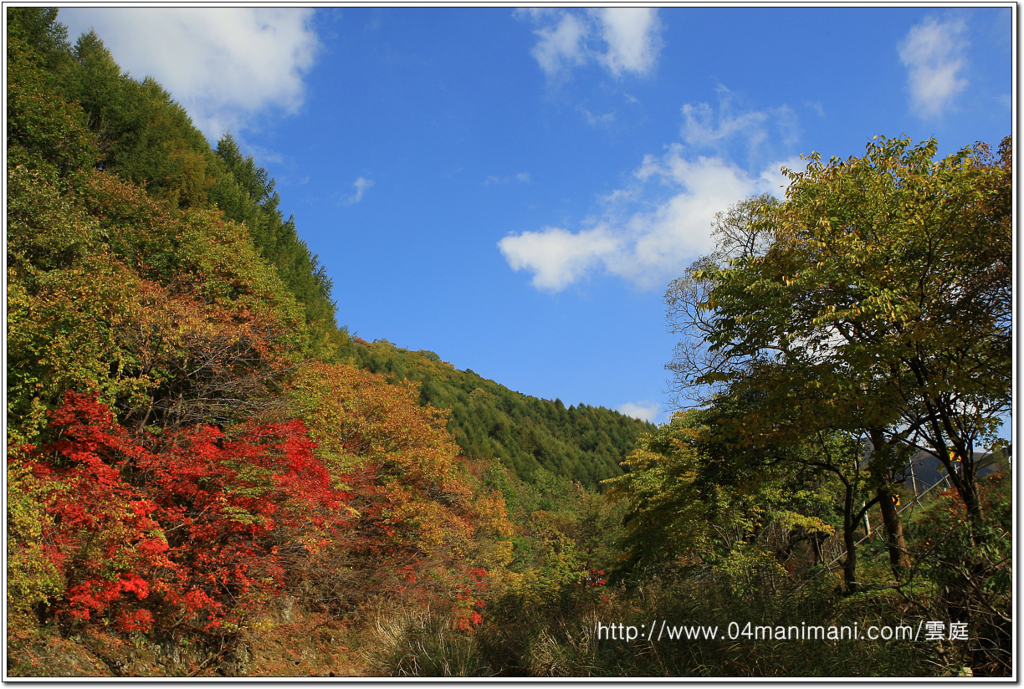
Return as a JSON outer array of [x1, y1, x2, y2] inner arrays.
[[18, 391, 350, 636]]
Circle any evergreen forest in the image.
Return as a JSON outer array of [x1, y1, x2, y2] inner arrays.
[[6, 9, 1013, 678]]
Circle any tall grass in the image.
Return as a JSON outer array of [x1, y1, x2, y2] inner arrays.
[[361, 470, 1011, 678], [363, 573, 948, 677], [362, 607, 490, 677]]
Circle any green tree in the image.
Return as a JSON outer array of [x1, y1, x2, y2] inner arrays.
[[6, 7, 71, 70], [7, 22, 95, 178], [211, 133, 340, 351], [687, 135, 1011, 564], [606, 404, 837, 590]]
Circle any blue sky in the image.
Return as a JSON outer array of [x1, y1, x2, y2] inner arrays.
[[59, 6, 1013, 426]]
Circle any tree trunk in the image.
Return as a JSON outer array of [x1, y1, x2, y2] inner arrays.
[[842, 483, 859, 593], [877, 488, 910, 580], [958, 460, 986, 546], [867, 428, 912, 581]]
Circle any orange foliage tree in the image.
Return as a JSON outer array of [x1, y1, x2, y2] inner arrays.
[[289, 361, 513, 625]]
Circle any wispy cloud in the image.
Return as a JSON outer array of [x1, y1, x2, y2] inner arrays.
[[804, 100, 826, 118], [499, 96, 802, 293], [579, 106, 616, 128], [521, 8, 663, 81], [898, 16, 969, 119], [343, 177, 374, 205], [242, 143, 285, 165], [680, 85, 800, 166], [618, 400, 660, 423], [484, 172, 532, 186], [59, 8, 320, 140]]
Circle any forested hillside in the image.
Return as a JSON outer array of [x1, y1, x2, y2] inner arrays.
[[351, 339, 651, 486], [7, 8, 1012, 678], [6, 8, 646, 676], [6, 7, 650, 474]]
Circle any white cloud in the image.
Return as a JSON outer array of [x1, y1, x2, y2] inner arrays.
[[528, 10, 589, 78], [522, 8, 663, 80], [618, 401, 660, 423], [500, 99, 803, 292], [499, 152, 796, 292], [59, 8, 320, 140], [898, 16, 969, 119], [593, 8, 662, 77], [498, 226, 621, 291], [343, 177, 374, 205]]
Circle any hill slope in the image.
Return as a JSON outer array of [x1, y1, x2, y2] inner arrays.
[[351, 338, 653, 487], [6, 6, 650, 489]]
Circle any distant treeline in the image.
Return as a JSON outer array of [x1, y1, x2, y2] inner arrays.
[[352, 339, 655, 487]]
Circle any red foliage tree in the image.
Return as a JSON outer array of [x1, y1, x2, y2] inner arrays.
[[18, 391, 350, 636]]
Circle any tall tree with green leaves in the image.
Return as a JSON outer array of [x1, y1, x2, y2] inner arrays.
[[606, 401, 838, 590], [685, 136, 1011, 566], [6, 7, 71, 69], [211, 134, 342, 356]]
